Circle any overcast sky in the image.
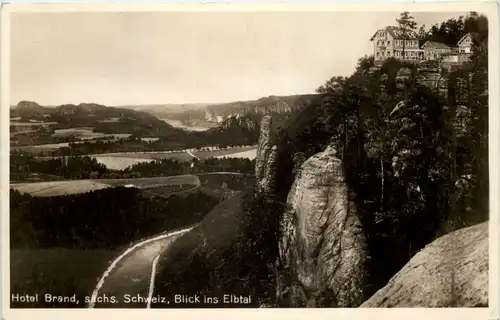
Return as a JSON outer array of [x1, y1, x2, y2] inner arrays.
[[11, 11, 468, 106]]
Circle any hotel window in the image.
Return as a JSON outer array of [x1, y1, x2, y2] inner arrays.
[[387, 51, 391, 56], [387, 41, 391, 45]]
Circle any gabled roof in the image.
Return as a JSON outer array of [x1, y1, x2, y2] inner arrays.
[[457, 32, 472, 46], [422, 41, 455, 49], [370, 26, 419, 41]]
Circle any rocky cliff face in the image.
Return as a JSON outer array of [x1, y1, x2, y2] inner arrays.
[[361, 221, 488, 307], [376, 61, 471, 101], [276, 145, 369, 307], [205, 95, 319, 123], [212, 116, 258, 132]]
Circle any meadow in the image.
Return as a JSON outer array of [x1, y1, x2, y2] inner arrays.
[[81, 146, 258, 169], [141, 184, 199, 198], [94, 156, 155, 170], [97, 174, 200, 189], [10, 180, 112, 197], [193, 145, 257, 159], [214, 148, 257, 160], [10, 175, 201, 197], [10, 121, 58, 127], [52, 127, 132, 140]]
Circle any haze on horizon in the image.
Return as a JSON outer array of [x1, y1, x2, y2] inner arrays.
[[11, 11, 467, 107]]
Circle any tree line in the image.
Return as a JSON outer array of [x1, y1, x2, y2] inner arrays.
[[10, 187, 220, 249], [10, 154, 256, 180]]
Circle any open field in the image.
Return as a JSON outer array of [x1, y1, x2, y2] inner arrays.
[[10, 248, 119, 308], [94, 156, 155, 170], [80, 133, 131, 140], [52, 127, 96, 137], [193, 145, 257, 159], [10, 175, 202, 197], [97, 117, 120, 123], [10, 121, 58, 127], [52, 128, 132, 140], [11, 145, 64, 154], [141, 184, 199, 198], [10, 173, 67, 183], [29, 145, 258, 163], [10, 129, 39, 136], [86, 147, 256, 166], [97, 174, 200, 189], [20, 142, 71, 149], [10, 180, 113, 197], [140, 137, 160, 142], [214, 148, 257, 160], [11, 135, 133, 154], [88, 151, 195, 162]]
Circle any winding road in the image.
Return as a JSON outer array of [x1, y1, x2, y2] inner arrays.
[[88, 226, 194, 308]]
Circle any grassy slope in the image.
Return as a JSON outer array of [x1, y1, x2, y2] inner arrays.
[[10, 180, 113, 197], [151, 190, 255, 308]]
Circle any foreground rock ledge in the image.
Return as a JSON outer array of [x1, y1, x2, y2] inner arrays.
[[361, 221, 488, 308]]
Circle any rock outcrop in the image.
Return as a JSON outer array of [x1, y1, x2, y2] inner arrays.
[[277, 145, 369, 307], [361, 221, 488, 307], [254, 115, 278, 198]]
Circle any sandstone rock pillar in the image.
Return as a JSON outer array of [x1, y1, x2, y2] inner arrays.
[[277, 145, 369, 307]]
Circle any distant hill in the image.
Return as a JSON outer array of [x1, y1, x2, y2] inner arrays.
[[117, 94, 320, 129], [10, 101, 187, 138]]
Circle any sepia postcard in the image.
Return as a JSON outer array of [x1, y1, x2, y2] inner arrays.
[[1, 2, 499, 320]]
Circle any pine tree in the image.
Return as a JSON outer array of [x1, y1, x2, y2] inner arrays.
[[396, 12, 418, 59]]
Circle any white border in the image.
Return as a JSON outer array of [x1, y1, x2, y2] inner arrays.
[[1, 2, 499, 320]]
